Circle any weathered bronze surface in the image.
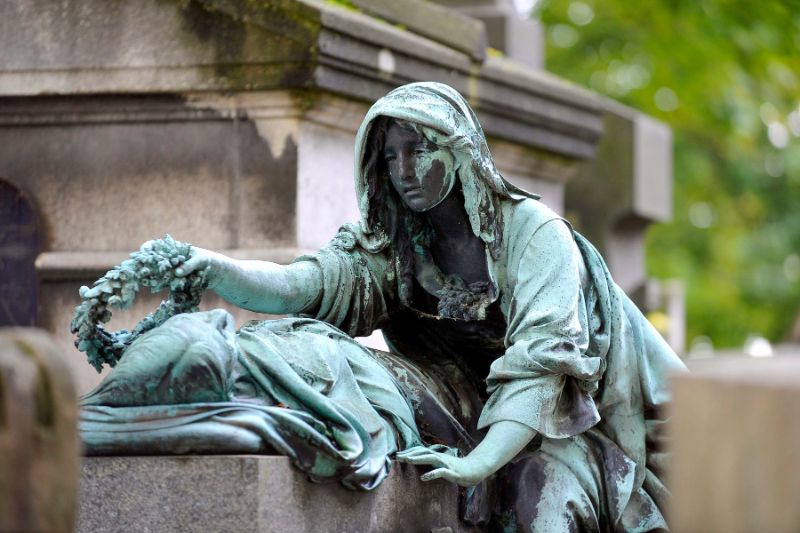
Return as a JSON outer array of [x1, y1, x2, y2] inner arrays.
[[75, 82, 685, 531]]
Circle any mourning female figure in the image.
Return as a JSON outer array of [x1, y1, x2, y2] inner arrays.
[[79, 82, 686, 531]]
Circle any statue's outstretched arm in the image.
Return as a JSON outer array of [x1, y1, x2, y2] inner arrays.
[[396, 420, 536, 487], [177, 247, 322, 314]]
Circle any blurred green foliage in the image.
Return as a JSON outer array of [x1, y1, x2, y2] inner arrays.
[[536, 0, 800, 347]]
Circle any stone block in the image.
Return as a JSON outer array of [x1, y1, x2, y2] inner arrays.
[[0, 328, 79, 532], [669, 357, 800, 532], [78, 456, 478, 533], [440, 0, 544, 69], [348, 0, 487, 60]]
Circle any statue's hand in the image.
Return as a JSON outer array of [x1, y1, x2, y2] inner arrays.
[[396, 446, 491, 487], [77, 238, 203, 299], [174, 246, 227, 285]]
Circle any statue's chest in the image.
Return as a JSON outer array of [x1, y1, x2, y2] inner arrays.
[[429, 239, 489, 285]]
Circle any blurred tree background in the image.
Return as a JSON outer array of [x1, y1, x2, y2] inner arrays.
[[534, 0, 800, 348]]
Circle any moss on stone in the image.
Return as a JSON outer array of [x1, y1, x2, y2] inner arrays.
[[323, 0, 359, 12], [289, 89, 319, 114], [15, 339, 55, 428], [170, 0, 323, 89], [487, 47, 505, 58]]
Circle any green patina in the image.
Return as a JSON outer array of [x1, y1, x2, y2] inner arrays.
[[71, 235, 207, 372]]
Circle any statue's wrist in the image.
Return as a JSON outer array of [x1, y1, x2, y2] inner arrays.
[[204, 257, 227, 289], [461, 453, 495, 480], [195, 249, 227, 289]]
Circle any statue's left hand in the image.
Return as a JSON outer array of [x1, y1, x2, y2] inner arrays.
[[396, 446, 490, 487]]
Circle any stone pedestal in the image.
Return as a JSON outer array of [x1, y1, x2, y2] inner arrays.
[[78, 456, 476, 533], [669, 357, 800, 532]]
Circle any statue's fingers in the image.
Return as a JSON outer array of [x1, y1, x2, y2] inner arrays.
[[396, 446, 429, 457], [395, 453, 428, 464], [396, 453, 447, 468], [175, 255, 205, 277], [420, 468, 453, 482], [396, 448, 438, 460]]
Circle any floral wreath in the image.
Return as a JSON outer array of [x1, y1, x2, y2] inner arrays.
[[70, 235, 207, 373]]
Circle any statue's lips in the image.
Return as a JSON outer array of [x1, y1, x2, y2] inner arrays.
[[403, 186, 423, 195]]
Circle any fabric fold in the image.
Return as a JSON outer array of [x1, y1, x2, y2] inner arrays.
[[479, 218, 603, 438], [80, 313, 423, 491]]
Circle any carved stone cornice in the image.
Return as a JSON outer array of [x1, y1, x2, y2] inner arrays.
[[0, 0, 604, 159]]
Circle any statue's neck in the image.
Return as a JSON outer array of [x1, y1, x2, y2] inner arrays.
[[424, 191, 473, 244], [423, 191, 488, 283]]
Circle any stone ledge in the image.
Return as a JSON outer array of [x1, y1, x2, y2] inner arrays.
[[347, 0, 487, 60], [78, 456, 476, 533]]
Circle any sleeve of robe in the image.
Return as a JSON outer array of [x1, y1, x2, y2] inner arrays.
[[293, 225, 396, 338], [478, 218, 605, 438]]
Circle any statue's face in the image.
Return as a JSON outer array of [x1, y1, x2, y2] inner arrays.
[[383, 121, 456, 212], [129, 309, 236, 361], [88, 309, 238, 407], [161, 309, 237, 353]]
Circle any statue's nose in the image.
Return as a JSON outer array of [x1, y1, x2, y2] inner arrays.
[[398, 153, 416, 183]]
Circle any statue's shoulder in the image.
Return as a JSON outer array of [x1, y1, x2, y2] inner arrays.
[[502, 197, 567, 248], [328, 222, 366, 252], [328, 222, 391, 255], [320, 223, 396, 283]]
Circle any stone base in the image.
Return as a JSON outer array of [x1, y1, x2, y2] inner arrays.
[[78, 456, 475, 533], [669, 357, 800, 532]]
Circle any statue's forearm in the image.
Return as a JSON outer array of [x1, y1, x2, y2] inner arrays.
[[207, 257, 322, 315]]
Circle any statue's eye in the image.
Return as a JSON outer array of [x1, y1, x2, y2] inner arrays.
[[414, 143, 436, 155], [416, 142, 438, 155], [384, 154, 396, 162]]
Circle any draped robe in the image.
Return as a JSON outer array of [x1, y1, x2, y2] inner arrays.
[[300, 196, 686, 531]]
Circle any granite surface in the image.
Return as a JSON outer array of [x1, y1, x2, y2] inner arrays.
[[78, 456, 476, 533]]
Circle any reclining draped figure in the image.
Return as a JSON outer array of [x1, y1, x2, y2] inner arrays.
[[74, 82, 686, 532]]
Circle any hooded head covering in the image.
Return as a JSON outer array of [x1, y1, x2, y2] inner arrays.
[[353, 82, 538, 259]]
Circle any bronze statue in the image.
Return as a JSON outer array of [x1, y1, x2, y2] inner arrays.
[[74, 82, 686, 531]]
